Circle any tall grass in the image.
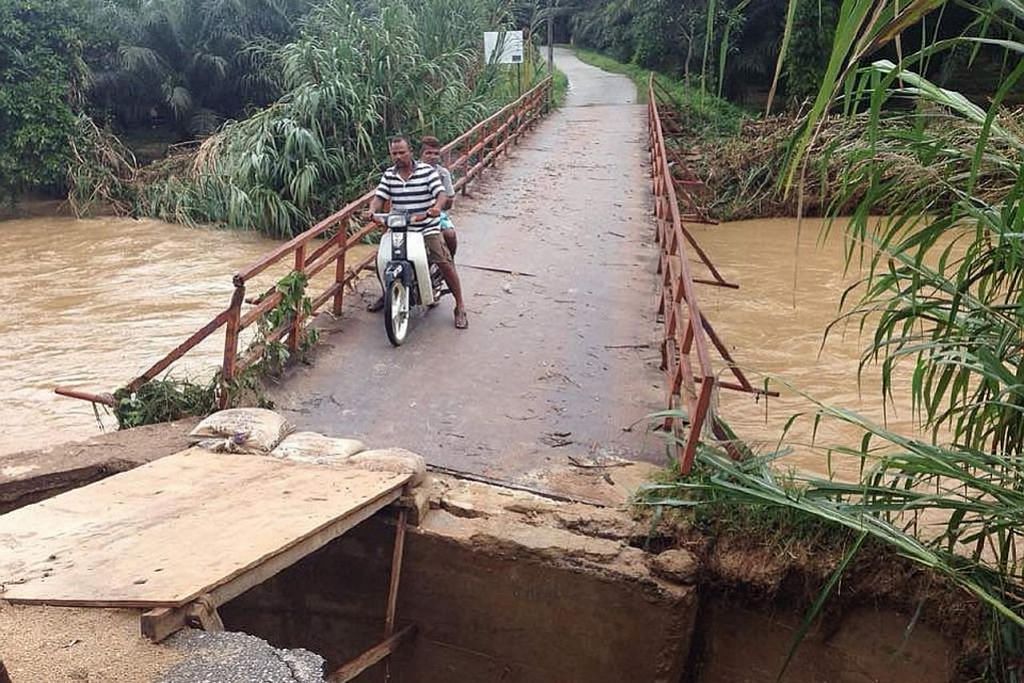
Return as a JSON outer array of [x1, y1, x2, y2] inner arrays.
[[649, 0, 1024, 674], [137, 0, 538, 237], [775, 0, 1024, 455]]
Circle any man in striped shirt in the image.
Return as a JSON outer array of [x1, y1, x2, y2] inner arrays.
[[366, 135, 468, 329]]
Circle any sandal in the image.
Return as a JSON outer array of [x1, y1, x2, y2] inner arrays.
[[454, 309, 469, 330]]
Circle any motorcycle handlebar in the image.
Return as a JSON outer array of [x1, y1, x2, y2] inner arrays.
[[371, 212, 430, 226]]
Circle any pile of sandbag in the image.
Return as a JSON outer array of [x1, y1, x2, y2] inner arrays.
[[188, 409, 426, 485], [189, 408, 293, 454]]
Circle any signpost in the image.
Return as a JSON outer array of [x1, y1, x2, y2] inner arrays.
[[484, 30, 525, 96], [547, 11, 554, 72]]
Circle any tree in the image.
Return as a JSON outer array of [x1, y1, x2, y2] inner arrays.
[[0, 0, 89, 200], [87, 0, 308, 135]]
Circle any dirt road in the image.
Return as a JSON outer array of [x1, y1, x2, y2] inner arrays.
[[268, 49, 666, 483]]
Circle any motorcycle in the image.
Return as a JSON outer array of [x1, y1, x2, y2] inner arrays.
[[374, 210, 447, 346]]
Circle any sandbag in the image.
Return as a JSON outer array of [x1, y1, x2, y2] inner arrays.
[[189, 408, 294, 454], [348, 448, 427, 486], [270, 432, 366, 464]]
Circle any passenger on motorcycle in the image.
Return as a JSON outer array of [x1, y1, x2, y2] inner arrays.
[[365, 135, 468, 330], [419, 136, 458, 258]]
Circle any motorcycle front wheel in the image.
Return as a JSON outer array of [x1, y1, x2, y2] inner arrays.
[[384, 278, 410, 346]]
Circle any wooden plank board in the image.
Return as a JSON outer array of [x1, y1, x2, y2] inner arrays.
[[327, 625, 417, 683], [0, 448, 409, 607]]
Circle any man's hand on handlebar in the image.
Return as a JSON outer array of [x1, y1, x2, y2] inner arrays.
[[411, 207, 439, 223], [366, 207, 439, 225]]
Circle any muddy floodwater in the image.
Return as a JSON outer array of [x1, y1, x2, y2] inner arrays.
[[692, 217, 931, 479], [2, 217, 292, 456], [3, 212, 928, 476]]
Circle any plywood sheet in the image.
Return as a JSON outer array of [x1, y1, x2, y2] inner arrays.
[[0, 449, 408, 607]]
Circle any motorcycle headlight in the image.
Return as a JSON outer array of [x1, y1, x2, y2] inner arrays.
[[387, 214, 408, 229]]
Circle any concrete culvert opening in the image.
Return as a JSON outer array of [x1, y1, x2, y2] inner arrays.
[[211, 476, 965, 683], [216, 493, 696, 682]]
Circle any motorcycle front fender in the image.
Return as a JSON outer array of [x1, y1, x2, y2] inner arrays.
[[384, 261, 409, 286]]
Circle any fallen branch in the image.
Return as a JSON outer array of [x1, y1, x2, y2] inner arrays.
[[460, 263, 537, 277], [568, 454, 634, 469]]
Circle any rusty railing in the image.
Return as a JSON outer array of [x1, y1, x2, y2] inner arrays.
[[648, 78, 718, 474], [57, 77, 553, 408], [647, 75, 778, 473]]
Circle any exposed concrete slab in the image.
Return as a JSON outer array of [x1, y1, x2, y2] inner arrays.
[[1, 468, 961, 683]]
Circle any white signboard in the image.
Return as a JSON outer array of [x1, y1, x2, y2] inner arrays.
[[484, 30, 524, 64]]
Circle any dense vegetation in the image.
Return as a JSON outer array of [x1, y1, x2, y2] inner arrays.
[[135, 0, 545, 236], [566, 0, 1015, 108], [2, 0, 552, 233], [1, 0, 90, 201]]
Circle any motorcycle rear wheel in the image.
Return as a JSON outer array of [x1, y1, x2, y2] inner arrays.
[[384, 278, 410, 346]]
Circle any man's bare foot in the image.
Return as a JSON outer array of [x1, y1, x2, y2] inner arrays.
[[454, 308, 468, 329], [367, 295, 385, 313]]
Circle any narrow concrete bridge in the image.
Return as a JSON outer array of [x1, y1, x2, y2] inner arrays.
[[50, 48, 755, 500], [268, 49, 667, 486], [0, 49, 786, 683]]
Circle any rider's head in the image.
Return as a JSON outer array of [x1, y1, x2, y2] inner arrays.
[[388, 135, 413, 170], [420, 136, 442, 167]]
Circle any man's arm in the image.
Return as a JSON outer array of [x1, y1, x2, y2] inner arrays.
[[429, 191, 448, 216], [366, 175, 390, 223], [425, 168, 446, 217], [438, 167, 455, 210]]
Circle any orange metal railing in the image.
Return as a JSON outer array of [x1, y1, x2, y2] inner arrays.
[[648, 77, 719, 474], [56, 78, 553, 408], [647, 75, 779, 472]]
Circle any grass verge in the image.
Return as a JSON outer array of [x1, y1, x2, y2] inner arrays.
[[571, 47, 747, 137]]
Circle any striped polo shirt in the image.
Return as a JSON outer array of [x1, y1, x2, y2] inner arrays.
[[374, 161, 444, 235]]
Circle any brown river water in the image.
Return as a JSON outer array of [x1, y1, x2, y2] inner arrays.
[[3, 214, 923, 478], [2, 216, 305, 456], [691, 217, 930, 479]]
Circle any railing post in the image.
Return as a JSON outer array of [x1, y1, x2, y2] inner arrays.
[[484, 120, 493, 166], [504, 114, 511, 156], [289, 245, 306, 354], [513, 101, 522, 147], [333, 227, 347, 316], [220, 284, 246, 408], [681, 381, 714, 474]]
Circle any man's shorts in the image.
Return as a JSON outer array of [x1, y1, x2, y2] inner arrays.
[[425, 233, 453, 265]]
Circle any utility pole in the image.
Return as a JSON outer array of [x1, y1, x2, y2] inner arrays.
[[547, 0, 554, 72]]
